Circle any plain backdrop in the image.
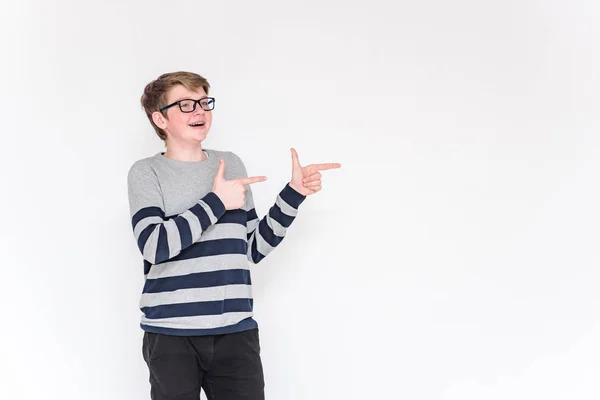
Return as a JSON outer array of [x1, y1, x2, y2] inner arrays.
[[1, 0, 599, 399]]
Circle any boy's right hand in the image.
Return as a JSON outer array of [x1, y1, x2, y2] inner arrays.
[[212, 159, 267, 210]]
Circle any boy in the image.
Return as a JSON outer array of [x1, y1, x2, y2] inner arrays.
[[127, 71, 340, 400]]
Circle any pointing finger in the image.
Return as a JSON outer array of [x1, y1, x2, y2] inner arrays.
[[235, 176, 268, 185], [309, 163, 341, 173]]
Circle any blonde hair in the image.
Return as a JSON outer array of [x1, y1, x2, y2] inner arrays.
[[140, 71, 211, 141]]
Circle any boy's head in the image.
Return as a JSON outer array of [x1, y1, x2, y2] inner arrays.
[[141, 71, 214, 144]]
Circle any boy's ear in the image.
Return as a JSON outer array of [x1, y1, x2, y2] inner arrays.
[[152, 111, 167, 129]]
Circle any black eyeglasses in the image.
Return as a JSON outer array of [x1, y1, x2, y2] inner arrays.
[[159, 97, 215, 113]]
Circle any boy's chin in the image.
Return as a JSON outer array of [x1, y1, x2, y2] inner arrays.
[[187, 131, 209, 142]]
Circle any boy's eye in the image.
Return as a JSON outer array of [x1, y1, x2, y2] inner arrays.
[[180, 101, 194, 110]]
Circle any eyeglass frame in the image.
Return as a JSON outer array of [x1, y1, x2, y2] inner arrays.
[[159, 97, 216, 113]]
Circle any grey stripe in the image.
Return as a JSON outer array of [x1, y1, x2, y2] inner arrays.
[[140, 284, 253, 308], [164, 220, 182, 258], [142, 228, 160, 264], [246, 218, 259, 235], [182, 210, 202, 240], [265, 215, 286, 237], [255, 229, 275, 256], [147, 254, 250, 280], [198, 200, 218, 224], [199, 223, 248, 242], [276, 195, 298, 217], [134, 216, 163, 239], [246, 234, 256, 261], [141, 312, 254, 330]]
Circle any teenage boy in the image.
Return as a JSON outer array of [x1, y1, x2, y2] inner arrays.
[[128, 71, 341, 399]]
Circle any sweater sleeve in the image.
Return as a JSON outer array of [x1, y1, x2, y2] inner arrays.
[[127, 162, 226, 265], [235, 156, 306, 264]]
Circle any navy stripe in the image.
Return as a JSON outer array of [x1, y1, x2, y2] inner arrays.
[[217, 209, 246, 225], [155, 225, 169, 264], [246, 209, 259, 241], [141, 317, 258, 336], [132, 206, 165, 230], [143, 260, 152, 275], [202, 192, 226, 219], [246, 208, 258, 221], [258, 218, 284, 248], [190, 203, 212, 231], [138, 224, 156, 253], [250, 235, 265, 264], [269, 204, 294, 228], [143, 268, 251, 294], [142, 298, 253, 319], [280, 183, 306, 208], [169, 238, 247, 263], [174, 216, 192, 249]]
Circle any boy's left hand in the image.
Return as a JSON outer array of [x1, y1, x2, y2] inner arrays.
[[289, 148, 341, 196]]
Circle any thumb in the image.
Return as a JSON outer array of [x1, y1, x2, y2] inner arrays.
[[215, 158, 226, 181], [290, 148, 302, 170]]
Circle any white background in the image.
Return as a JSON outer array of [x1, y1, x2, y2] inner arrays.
[[1, 0, 599, 399]]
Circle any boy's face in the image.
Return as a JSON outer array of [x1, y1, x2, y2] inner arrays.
[[152, 85, 213, 145]]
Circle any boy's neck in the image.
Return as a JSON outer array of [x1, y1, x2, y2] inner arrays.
[[163, 142, 208, 162]]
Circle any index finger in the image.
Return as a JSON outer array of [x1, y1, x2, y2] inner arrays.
[[311, 163, 341, 171], [235, 176, 268, 185]]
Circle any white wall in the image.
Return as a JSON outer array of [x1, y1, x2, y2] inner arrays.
[[1, 0, 599, 399]]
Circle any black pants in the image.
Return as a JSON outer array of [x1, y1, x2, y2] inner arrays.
[[142, 329, 265, 400]]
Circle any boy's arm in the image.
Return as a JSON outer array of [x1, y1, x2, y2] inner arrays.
[[237, 148, 340, 264], [127, 163, 226, 265], [244, 182, 306, 264], [232, 154, 306, 264]]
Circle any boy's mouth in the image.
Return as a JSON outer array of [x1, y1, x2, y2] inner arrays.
[[190, 122, 205, 127]]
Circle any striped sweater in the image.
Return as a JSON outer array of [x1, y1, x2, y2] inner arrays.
[[127, 149, 305, 336]]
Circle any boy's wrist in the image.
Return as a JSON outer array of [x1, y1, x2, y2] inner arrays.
[[288, 182, 304, 195]]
